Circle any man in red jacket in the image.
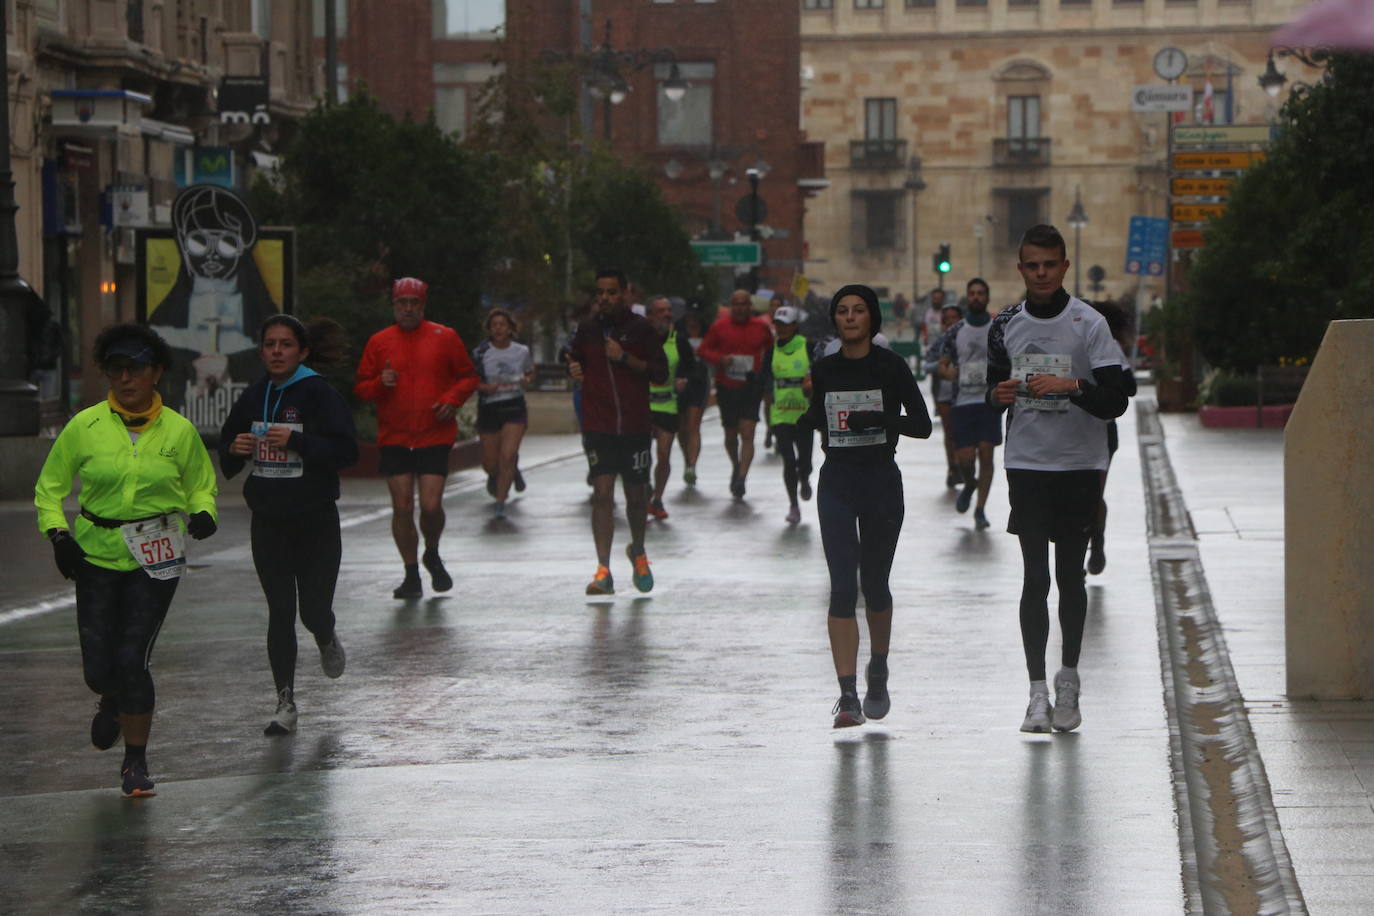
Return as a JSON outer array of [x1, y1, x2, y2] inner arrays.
[[698, 288, 774, 499], [566, 268, 669, 595], [355, 277, 478, 598]]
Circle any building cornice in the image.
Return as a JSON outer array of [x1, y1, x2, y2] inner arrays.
[[802, 23, 1282, 46]]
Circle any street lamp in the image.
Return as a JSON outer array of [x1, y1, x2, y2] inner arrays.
[[1067, 186, 1089, 298], [1258, 52, 1288, 97], [550, 20, 687, 142]]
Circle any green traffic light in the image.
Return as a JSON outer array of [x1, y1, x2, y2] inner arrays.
[[937, 259, 951, 273]]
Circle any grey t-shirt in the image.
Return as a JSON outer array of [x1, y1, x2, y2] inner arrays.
[[476, 340, 533, 405]]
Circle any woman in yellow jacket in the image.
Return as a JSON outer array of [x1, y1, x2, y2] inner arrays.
[[34, 323, 218, 798]]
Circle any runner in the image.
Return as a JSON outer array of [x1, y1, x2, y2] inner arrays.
[[472, 307, 535, 518], [698, 289, 774, 499], [219, 315, 357, 736], [675, 307, 711, 486], [355, 277, 478, 598], [646, 295, 695, 520], [1084, 299, 1139, 574], [34, 323, 218, 797], [760, 305, 813, 525], [938, 278, 1000, 529], [763, 294, 787, 452], [565, 268, 668, 594], [802, 285, 931, 728], [987, 225, 1131, 733], [926, 303, 964, 489]]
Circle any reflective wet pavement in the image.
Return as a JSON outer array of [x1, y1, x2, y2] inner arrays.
[[6, 406, 1186, 913]]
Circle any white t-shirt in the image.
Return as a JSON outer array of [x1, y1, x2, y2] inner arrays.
[[942, 319, 993, 408], [477, 340, 533, 405], [992, 298, 1122, 472]]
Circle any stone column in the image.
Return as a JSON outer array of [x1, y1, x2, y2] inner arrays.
[[1285, 319, 1374, 698]]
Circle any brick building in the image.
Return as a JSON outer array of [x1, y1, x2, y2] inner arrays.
[[506, 0, 826, 301]]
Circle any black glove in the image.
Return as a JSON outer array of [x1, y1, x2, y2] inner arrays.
[[186, 511, 217, 540], [47, 529, 84, 580], [845, 410, 888, 432]]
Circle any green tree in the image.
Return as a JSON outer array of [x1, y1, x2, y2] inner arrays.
[[1183, 53, 1374, 372]]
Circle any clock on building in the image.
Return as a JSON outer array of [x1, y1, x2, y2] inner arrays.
[[1153, 47, 1188, 82]]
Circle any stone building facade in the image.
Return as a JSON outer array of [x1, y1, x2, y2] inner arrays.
[[801, 0, 1315, 311]]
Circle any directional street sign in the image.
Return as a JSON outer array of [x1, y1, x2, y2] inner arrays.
[[1173, 151, 1264, 170], [1171, 176, 1233, 196], [1124, 216, 1170, 276], [1172, 124, 1274, 147], [1171, 229, 1205, 249], [690, 240, 761, 266], [1172, 203, 1228, 222]]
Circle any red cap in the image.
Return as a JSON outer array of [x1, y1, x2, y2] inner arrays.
[[393, 277, 428, 303]]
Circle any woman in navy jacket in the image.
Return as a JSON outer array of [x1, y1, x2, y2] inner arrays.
[[219, 315, 358, 736]]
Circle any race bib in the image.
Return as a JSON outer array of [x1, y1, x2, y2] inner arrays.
[[120, 515, 186, 580], [1012, 354, 1073, 411], [725, 354, 753, 382], [825, 389, 886, 448], [251, 420, 304, 478], [958, 360, 988, 395]]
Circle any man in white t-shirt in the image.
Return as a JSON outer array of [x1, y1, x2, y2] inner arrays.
[[987, 224, 1130, 736], [937, 277, 999, 529]]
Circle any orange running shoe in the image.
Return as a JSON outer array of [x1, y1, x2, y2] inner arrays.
[[585, 564, 614, 595], [626, 544, 654, 593]]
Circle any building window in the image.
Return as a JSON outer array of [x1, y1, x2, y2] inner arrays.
[[312, 0, 348, 38], [851, 191, 905, 252], [1008, 95, 1040, 142], [1000, 188, 1047, 248], [434, 85, 467, 138], [657, 62, 714, 147], [803, 0, 834, 8], [252, 0, 271, 39], [956, 0, 988, 6], [1060, 0, 1091, 5], [433, 0, 504, 38], [855, 0, 884, 8], [905, 0, 935, 8], [865, 98, 897, 142], [35, 0, 60, 24], [1008, 0, 1039, 6], [1192, 87, 1232, 124]]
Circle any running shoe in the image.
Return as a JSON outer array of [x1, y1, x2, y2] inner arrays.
[[626, 544, 654, 593], [862, 664, 890, 720], [320, 634, 346, 679], [91, 695, 120, 750], [586, 564, 614, 596], [485, 473, 496, 497], [974, 507, 991, 530], [648, 500, 669, 520], [799, 478, 812, 501], [955, 483, 975, 514], [514, 467, 526, 493], [730, 473, 746, 500], [1052, 672, 1082, 732], [683, 466, 696, 487], [120, 759, 155, 797], [946, 468, 959, 489], [422, 552, 453, 593], [764, 429, 774, 450], [1020, 690, 1052, 733], [785, 505, 801, 525], [392, 572, 422, 599], [264, 687, 297, 736], [1087, 536, 1106, 575], [493, 500, 506, 519], [832, 694, 866, 729]]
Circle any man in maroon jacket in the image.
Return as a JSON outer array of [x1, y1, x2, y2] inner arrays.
[[566, 268, 669, 595]]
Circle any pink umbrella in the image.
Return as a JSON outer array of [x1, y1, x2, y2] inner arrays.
[[1272, 0, 1374, 51]]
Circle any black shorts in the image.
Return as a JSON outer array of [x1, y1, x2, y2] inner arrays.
[[378, 444, 451, 477], [716, 384, 762, 427], [651, 411, 680, 435], [1005, 468, 1101, 542], [583, 431, 652, 484], [1107, 420, 1120, 458], [679, 375, 710, 410], [950, 403, 1003, 449], [476, 399, 528, 434]]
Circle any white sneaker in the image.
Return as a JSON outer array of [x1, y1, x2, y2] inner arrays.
[[1020, 690, 1052, 733], [264, 687, 297, 736], [785, 505, 801, 525], [320, 634, 346, 679], [1053, 672, 1082, 732]]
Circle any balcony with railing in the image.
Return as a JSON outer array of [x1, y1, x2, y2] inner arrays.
[[849, 138, 908, 170], [993, 137, 1052, 167]]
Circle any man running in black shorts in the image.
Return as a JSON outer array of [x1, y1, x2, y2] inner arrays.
[[566, 269, 669, 594], [698, 289, 774, 499], [938, 277, 1000, 529]]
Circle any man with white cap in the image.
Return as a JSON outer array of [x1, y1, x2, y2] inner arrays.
[[760, 305, 814, 524]]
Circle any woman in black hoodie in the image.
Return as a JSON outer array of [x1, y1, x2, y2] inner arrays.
[[219, 315, 359, 735]]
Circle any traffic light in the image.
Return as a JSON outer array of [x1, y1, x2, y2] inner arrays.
[[933, 243, 951, 275]]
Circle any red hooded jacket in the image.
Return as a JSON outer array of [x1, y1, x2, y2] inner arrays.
[[355, 320, 479, 448]]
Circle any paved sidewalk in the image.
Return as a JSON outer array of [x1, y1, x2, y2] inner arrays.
[[1159, 411, 1374, 914]]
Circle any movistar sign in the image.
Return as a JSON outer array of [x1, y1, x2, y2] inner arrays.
[[1130, 85, 1192, 113]]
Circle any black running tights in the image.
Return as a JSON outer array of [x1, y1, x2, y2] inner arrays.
[[773, 422, 813, 505], [251, 505, 342, 693], [75, 563, 179, 715], [1017, 534, 1089, 681], [818, 460, 905, 619]]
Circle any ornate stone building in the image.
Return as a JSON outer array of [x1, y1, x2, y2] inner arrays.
[[801, 0, 1315, 310]]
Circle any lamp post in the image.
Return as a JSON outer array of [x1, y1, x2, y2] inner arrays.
[[1067, 186, 1089, 298], [571, 19, 687, 143]]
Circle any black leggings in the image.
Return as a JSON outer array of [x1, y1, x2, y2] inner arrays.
[[818, 460, 905, 619], [75, 564, 179, 715], [1017, 534, 1089, 680], [773, 422, 814, 505], [251, 504, 342, 693]]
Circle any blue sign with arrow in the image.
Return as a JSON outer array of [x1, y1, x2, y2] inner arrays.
[[1124, 216, 1169, 276]]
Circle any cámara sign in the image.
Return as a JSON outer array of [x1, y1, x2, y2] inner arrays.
[[1130, 85, 1192, 113]]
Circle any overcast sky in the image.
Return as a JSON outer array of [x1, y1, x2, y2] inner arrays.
[[441, 0, 504, 34]]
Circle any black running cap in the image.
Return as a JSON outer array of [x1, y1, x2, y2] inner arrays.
[[103, 338, 156, 365]]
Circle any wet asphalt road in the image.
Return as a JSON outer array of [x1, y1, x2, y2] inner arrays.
[[0, 409, 1183, 914]]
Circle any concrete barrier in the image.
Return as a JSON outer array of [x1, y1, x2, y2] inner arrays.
[[1285, 319, 1374, 698]]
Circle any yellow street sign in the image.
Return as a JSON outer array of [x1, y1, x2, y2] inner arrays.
[[1172, 203, 1228, 222], [791, 274, 809, 299], [1172, 151, 1264, 170], [1172, 177, 1233, 197]]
